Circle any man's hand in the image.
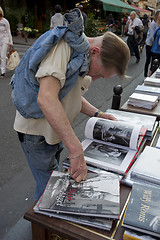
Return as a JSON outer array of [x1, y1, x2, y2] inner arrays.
[[100, 112, 118, 121], [68, 153, 88, 182]]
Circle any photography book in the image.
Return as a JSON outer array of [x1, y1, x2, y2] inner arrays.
[[122, 183, 160, 238], [34, 200, 113, 231], [38, 171, 120, 219], [105, 109, 157, 140], [135, 85, 160, 100], [144, 77, 160, 87], [123, 229, 157, 240], [82, 117, 146, 175], [131, 146, 160, 186], [127, 93, 158, 110]]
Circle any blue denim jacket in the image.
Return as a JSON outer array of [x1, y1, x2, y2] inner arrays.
[[10, 8, 90, 119]]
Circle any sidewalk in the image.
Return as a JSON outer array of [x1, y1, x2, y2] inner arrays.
[[13, 36, 37, 46]]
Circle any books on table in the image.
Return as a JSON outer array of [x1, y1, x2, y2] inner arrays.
[[127, 93, 158, 110], [82, 117, 146, 175], [34, 199, 113, 231], [106, 109, 157, 140], [123, 229, 157, 240], [155, 68, 160, 78], [38, 171, 120, 220], [135, 85, 160, 100], [144, 77, 160, 87], [131, 146, 160, 186], [122, 183, 160, 238]]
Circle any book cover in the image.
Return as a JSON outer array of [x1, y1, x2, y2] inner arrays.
[[131, 146, 160, 185], [38, 171, 120, 219], [122, 183, 160, 238], [123, 229, 157, 240], [135, 85, 160, 99], [82, 117, 146, 175], [144, 77, 160, 87], [106, 109, 157, 139], [34, 200, 113, 231]]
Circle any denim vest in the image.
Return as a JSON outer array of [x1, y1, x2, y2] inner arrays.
[[10, 8, 90, 119]]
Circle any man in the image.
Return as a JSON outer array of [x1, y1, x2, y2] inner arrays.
[[77, 5, 87, 29], [126, 11, 144, 63], [11, 8, 130, 201], [50, 4, 64, 29]]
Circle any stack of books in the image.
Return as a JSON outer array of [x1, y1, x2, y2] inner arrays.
[[144, 77, 160, 87], [155, 68, 160, 78], [135, 85, 160, 100], [123, 229, 157, 240], [34, 171, 120, 230], [127, 92, 158, 110], [122, 183, 160, 239]]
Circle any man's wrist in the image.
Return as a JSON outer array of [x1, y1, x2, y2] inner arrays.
[[94, 110, 104, 118]]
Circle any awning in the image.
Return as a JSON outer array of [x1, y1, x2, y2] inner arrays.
[[131, 5, 151, 16], [101, 0, 136, 13]]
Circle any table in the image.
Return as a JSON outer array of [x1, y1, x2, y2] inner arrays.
[[120, 101, 160, 120], [24, 185, 131, 240]]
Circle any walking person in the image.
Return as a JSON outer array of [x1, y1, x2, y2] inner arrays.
[[50, 4, 64, 29], [11, 8, 130, 201], [144, 10, 160, 77], [0, 6, 13, 77], [126, 11, 144, 63]]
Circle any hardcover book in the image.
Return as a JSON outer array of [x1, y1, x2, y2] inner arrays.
[[123, 229, 157, 240], [82, 117, 146, 175], [34, 200, 113, 231], [105, 109, 157, 140], [127, 93, 158, 110], [131, 146, 160, 185], [144, 77, 160, 87], [135, 85, 160, 100], [38, 171, 120, 219], [122, 183, 160, 238]]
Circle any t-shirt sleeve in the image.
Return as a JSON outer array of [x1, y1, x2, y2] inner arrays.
[[35, 39, 72, 88]]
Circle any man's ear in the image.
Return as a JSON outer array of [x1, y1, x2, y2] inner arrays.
[[90, 47, 101, 55]]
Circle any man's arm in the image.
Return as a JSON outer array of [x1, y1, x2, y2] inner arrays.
[[81, 96, 117, 120], [37, 76, 87, 182]]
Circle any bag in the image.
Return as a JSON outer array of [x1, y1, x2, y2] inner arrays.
[[7, 49, 20, 70], [134, 26, 143, 45]]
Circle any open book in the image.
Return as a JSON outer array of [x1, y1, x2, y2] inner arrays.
[[82, 117, 147, 175]]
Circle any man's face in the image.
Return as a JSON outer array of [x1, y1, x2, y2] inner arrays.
[[88, 55, 117, 81], [130, 13, 135, 21]]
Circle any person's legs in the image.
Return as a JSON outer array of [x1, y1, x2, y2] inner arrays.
[[127, 35, 134, 56], [17, 132, 63, 201], [1, 42, 8, 75], [144, 45, 152, 77], [132, 37, 140, 63]]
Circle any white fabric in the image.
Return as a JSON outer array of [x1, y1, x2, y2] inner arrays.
[[50, 13, 64, 28], [0, 17, 13, 74], [128, 17, 143, 35]]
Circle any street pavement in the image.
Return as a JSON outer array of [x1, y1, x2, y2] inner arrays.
[[0, 35, 146, 240]]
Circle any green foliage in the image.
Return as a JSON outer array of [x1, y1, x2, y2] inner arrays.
[[85, 13, 99, 37]]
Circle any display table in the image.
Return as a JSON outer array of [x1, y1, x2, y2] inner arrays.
[[24, 185, 131, 240], [121, 101, 160, 120]]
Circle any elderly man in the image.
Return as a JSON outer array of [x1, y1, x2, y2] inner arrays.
[[126, 11, 144, 63]]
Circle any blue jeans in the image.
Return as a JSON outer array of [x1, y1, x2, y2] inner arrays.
[[18, 132, 63, 201]]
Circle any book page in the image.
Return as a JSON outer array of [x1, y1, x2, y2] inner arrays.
[[82, 139, 137, 175], [85, 117, 142, 150]]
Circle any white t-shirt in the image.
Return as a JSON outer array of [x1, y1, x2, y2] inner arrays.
[[14, 39, 91, 145], [128, 17, 143, 35], [50, 13, 64, 28]]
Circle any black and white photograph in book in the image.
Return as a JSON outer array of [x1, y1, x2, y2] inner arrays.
[[93, 119, 132, 147], [38, 171, 120, 219], [84, 142, 127, 166]]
